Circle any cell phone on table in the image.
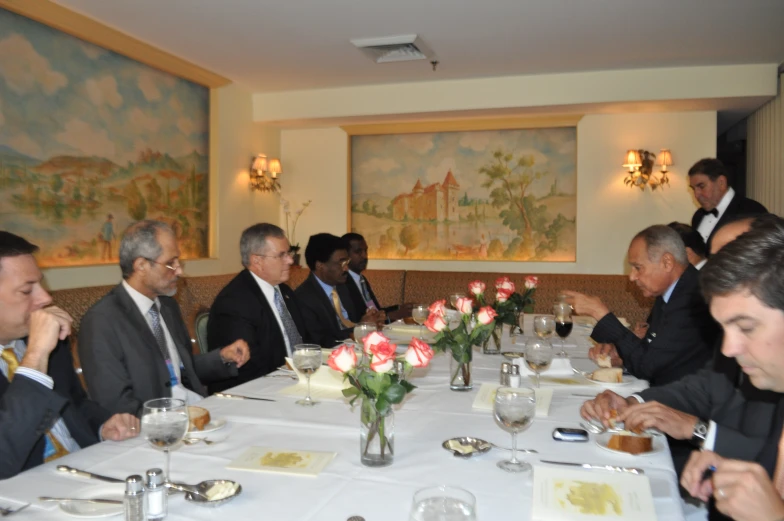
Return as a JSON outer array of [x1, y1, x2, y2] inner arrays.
[[552, 427, 589, 442]]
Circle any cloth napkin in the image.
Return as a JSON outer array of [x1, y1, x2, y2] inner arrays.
[[382, 322, 437, 343], [513, 357, 574, 377], [472, 383, 553, 417], [278, 358, 350, 400]]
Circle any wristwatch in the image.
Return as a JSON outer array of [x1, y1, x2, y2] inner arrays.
[[691, 419, 709, 447]]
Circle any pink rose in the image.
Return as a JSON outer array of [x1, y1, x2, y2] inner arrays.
[[524, 276, 539, 289], [404, 338, 434, 368], [495, 276, 515, 292], [476, 306, 498, 325], [327, 344, 357, 373], [455, 296, 474, 315], [363, 331, 390, 355], [428, 299, 447, 317], [425, 312, 448, 333], [369, 341, 397, 373], [468, 280, 486, 296], [496, 288, 513, 303]]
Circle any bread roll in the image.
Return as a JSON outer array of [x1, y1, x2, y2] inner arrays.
[[607, 432, 653, 454], [590, 367, 622, 383], [187, 406, 211, 431], [596, 354, 613, 368]]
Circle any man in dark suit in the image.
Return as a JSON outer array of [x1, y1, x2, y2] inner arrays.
[[0, 231, 138, 479], [341, 232, 412, 323], [688, 158, 767, 252], [79, 221, 250, 416], [207, 223, 308, 392], [295, 233, 384, 347], [564, 224, 718, 386]]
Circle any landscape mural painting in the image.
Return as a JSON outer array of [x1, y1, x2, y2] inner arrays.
[[0, 8, 209, 267], [350, 125, 577, 262]]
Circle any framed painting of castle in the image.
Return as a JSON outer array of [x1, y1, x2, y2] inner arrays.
[[0, 6, 211, 267], [346, 118, 579, 262]]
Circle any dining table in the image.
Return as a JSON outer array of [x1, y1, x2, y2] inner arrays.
[[0, 316, 691, 520]]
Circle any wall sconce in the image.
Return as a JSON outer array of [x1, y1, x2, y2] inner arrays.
[[622, 148, 672, 191], [249, 154, 282, 193]]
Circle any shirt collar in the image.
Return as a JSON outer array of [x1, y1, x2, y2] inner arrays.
[[249, 270, 277, 301], [314, 274, 335, 293], [695, 259, 708, 271], [714, 187, 735, 218], [122, 280, 159, 315], [662, 276, 680, 303], [347, 270, 362, 286]]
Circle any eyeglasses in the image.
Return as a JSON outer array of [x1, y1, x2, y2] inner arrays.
[[145, 258, 184, 271], [255, 251, 294, 261], [328, 258, 350, 268]]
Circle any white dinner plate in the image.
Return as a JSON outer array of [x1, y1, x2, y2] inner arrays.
[[58, 484, 124, 518], [584, 375, 635, 388], [595, 431, 665, 456], [188, 417, 227, 435]]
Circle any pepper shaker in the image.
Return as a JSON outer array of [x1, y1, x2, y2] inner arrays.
[[500, 362, 512, 386], [124, 475, 145, 521], [145, 468, 167, 520]]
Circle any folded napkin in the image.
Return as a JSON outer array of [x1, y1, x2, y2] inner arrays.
[[382, 322, 437, 343], [472, 383, 553, 417], [278, 358, 350, 400], [513, 357, 574, 377]]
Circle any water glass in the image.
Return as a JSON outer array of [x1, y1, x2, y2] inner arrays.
[[409, 485, 476, 521], [524, 338, 554, 388], [293, 344, 322, 406], [533, 315, 555, 339], [493, 387, 536, 473], [412, 305, 429, 339], [353, 322, 376, 344], [141, 398, 188, 481]]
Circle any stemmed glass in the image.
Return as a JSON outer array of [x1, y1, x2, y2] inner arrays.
[[493, 387, 536, 473], [141, 398, 188, 481], [449, 293, 466, 310], [353, 322, 376, 345], [293, 344, 322, 406], [412, 305, 429, 339], [409, 485, 477, 521], [524, 338, 554, 388], [533, 315, 555, 340], [553, 302, 573, 357]]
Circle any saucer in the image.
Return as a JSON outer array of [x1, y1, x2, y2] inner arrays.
[[441, 437, 491, 458]]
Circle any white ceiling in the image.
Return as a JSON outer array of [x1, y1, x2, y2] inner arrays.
[[53, 0, 784, 94]]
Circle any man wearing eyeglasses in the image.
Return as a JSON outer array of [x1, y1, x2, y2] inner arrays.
[[78, 220, 250, 416], [207, 223, 309, 392]]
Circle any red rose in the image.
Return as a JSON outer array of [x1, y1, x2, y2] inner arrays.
[[425, 312, 448, 333], [428, 299, 447, 317], [327, 343, 357, 373], [404, 337, 434, 368], [495, 276, 515, 292], [369, 341, 397, 373], [468, 280, 486, 296], [496, 288, 514, 303], [477, 306, 498, 325]]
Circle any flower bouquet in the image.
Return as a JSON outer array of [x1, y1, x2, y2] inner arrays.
[[425, 297, 497, 391], [328, 332, 433, 467]]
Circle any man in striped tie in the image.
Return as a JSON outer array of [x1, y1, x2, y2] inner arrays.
[[0, 231, 139, 479]]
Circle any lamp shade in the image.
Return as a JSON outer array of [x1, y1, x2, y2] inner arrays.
[[657, 149, 673, 167], [622, 150, 642, 168], [251, 154, 268, 173], [268, 158, 282, 178]]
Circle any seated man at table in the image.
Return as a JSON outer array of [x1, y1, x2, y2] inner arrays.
[[0, 231, 138, 479], [78, 220, 250, 416], [341, 232, 412, 323], [207, 223, 309, 392], [295, 233, 384, 347], [563, 224, 718, 386]]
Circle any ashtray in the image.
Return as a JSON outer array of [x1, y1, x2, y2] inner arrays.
[[180, 479, 242, 507], [442, 437, 491, 458]]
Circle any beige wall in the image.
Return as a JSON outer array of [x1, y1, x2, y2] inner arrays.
[[281, 111, 716, 275], [747, 72, 784, 216], [42, 84, 281, 290]]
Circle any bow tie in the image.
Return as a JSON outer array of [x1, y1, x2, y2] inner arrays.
[[697, 208, 719, 218]]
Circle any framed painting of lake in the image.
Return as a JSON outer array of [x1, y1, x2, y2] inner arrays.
[[0, 7, 209, 267], [346, 118, 579, 262]]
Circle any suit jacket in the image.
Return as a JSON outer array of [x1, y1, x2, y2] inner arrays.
[[78, 284, 236, 416], [207, 270, 308, 392], [591, 265, 718, 386], [343, 273, 400, 323], [0, 339, 111, 479], [295, 273, 356, 347], [691, 193, 767, 253]]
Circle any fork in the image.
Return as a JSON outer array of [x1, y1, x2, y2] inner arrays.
[[487, 441, 538, 454], [0, 504, 30, 517]]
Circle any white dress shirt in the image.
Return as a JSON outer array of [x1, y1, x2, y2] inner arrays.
[[249, 271, 292, 356], [696, 187, 735, 242]]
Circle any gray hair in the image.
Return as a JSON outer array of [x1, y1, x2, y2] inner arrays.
[[633, 225, 688, 266], [119, 220, 174, 279], [240, 223, 286, 268]]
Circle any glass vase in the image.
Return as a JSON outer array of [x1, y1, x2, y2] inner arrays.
[[482, 322, 503, 355], [360, 397, 394, 467], [449, 352, 473, 391], [509, 310, 523, 337]]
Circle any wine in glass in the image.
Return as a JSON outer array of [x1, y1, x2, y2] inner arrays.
[[493, 387, 536, 473], [353, 322, 376, 345], [409, 485, 476, 521], [141, 398, 188, 481], [293, 344, 322, 406], [449, 293, 466, 310], [553, 301, 573, 358], [524, 338, 554, 388], [411, 305, 429, 339], [533, 315, 555, 340]]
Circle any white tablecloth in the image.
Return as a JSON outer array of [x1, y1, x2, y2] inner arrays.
[[0, 320, 689, 521]]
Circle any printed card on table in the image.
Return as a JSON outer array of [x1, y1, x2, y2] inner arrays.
[[226, 447, 337, 477], [532, 466, 656, 521], [472, 383, 552, 417], [278, 358, 350, 400]]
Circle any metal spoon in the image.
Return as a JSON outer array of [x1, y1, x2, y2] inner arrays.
[[487, 441, 538, 453]]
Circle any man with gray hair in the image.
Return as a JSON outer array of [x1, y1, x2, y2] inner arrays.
[[79, 220, 250, 416], [207, 223, 308, 392], [563, 224, 719, 386]]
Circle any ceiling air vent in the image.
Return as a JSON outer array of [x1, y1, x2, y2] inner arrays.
[[351, 34, 434, 64]]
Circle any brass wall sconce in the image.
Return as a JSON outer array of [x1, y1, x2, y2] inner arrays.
[[250, 154, 282, 193], [622, 148, 673, 191]]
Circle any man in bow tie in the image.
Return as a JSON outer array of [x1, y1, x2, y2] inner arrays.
[[688, 158, 766, 252]]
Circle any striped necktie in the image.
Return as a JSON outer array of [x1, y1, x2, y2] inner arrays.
[[274, 287, 303, 356], [359, 276, 377, 309]]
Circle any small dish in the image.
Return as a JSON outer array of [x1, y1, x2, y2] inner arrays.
[[584, 375, 635, 388], [441, 437, 491, 458], [595, 432, 665, 456], [182, 480, 242, 507], [58, 484, 124, 518], [188, 418, 227, 435], [500, 351, 524, 360]]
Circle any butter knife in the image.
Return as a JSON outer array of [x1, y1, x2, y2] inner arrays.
[[56, 465, 124, 483], [540, 460, 645, 475], [39, 496, 123, 504], [215, 392, 276, 402]]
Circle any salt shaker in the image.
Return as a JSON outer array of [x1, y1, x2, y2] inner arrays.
[[145, 468, 167, 520], [500, 362, 512, 386], [508, 364, 521, 388], [124, 475, 145, 521]]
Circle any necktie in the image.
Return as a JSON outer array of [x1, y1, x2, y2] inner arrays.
[[148, 304, 170, 361], [331, 287, 355, 328], [1, 347, 69, 461], [773, 430, 784, 495], [359, 276, 377, 309], [274, 287, 303, 356]]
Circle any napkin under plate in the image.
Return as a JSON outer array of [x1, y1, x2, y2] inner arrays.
[[278, 358, 350, 400], [513, 357, 574, 377], [472, 383, 552, 417]]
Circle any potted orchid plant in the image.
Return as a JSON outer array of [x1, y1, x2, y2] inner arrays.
[[425, 297, 497, 391], [328, 332, 434, 467], [279, 198, 312, 265]]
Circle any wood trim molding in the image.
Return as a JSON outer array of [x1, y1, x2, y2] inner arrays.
[[0, 0, 231, 88], [341, 115, 583, 136]]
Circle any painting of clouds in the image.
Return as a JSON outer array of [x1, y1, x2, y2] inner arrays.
[[350, 126, 576, 261], [0, 8, 209, 267]]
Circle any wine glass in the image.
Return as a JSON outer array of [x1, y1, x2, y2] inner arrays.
[[524, 338, 554, 388], [141, 398, 188, 481], [493, 387, 536, 473], [353, 322, 376, 345], [409, 485, 476, 521], [533, 315, 555, 340], [553, 301, 573, 357], [412, 305, 429, 339], [449, 292, 466, 310], [293, 344, 322, 406]]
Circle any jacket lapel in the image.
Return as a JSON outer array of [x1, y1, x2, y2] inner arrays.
[[114, 284, 165, 361]]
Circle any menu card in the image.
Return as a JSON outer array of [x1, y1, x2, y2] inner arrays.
[[472, 383, 552, 417], [278, 358, 350, 400], [227, 447, 337, 477]]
